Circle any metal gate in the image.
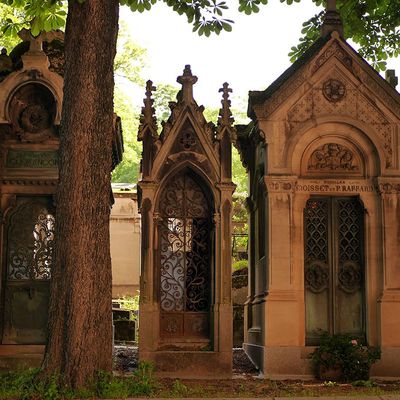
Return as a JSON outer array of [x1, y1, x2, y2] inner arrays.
[[2, 197, 55, 344], [159, 172, 211, 340], [304, 196, 364, 344]]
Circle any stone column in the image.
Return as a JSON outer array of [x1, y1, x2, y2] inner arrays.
[[375, 179, 400, 377], [138, 182, 159, 354], [263, 176, 306, 377]]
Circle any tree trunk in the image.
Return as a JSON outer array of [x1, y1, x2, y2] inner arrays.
[[42, 0, 119, 388]]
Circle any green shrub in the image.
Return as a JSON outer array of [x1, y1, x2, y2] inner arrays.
[[309, 331, 381, 382], [232, 260, 248, 272]]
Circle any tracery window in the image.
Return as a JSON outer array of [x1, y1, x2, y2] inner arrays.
[[159, 171, 211, 339], [2, 197, 55, 344], [7, 200, 55, 281], [304, 196, 365, 344]]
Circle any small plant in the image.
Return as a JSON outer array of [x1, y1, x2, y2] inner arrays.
[[352, 379, 378, 387], [309, 331, 381, 382], [323, 380, 338, 387], [171, 379, 190, 397], [129, 361, 157, 396]]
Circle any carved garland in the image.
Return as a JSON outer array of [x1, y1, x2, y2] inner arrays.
[[307, 143, 360, 173]]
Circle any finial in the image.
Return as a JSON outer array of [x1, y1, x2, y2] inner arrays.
[[216, 82, 236, 142], [218, 82, 234, 128], [385, 70, 398, 89], [18, 28, 64, 54], [0, 47, 12, 73], [321, 0, 343, 38], [176, 65, 198, 103], [138, 80, 158, 140]]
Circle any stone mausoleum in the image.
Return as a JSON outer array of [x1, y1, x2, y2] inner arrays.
[[0, 0, 399, 380], [0, 30, 123, 367], [137, 67, 236, 377], [236, 2, 400, 379]]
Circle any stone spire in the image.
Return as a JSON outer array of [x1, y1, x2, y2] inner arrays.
[[177, 65, 198, 104], [218, 83, 234, 127], [138, 80, 158, 140], [216, 82, 236, 142], [321, 0, 343, 38]]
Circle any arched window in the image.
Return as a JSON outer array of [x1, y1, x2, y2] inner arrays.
[[2, 197, 55, 344], [158, 170, 212, 341]]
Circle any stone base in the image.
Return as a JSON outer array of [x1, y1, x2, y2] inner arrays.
[[0, 345, 44, 371], [244, 344, 315, 379], [243, 342, 264, 372], [263, 347, 313, 379], [371, 347, 400, 379], [140, 350, 232, 378]]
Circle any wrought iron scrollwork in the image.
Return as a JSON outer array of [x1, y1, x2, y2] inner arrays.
[[8, 201, 55, 281], [338, 261, 362, 293], [337, 199, 363, 292], [305, 261, 329, 293], [159, 173, 210, 313], [304, 198, 329, 264]]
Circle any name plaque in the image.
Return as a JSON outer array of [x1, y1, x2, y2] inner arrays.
[[6, 150, 58, 169], [295, 180, 375, 193]]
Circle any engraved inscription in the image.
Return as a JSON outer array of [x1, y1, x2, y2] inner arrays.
[[6, 150, 58, 169]]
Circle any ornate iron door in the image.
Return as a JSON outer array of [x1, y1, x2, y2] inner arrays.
[[304, 196, 364, 344], [159, 172, 211, 340], [2, 197, 55, 344]]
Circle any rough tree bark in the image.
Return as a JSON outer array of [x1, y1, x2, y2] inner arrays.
[[42, 0, 119, 388]]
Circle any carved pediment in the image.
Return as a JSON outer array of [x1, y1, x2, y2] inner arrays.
[[287, 69, 394, 168], [8, 82, 58, 142], [307, 143, 360, 173]]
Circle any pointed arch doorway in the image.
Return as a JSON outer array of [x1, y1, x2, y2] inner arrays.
[[158, 169, 212, 344], [304, 196, 365, 344]]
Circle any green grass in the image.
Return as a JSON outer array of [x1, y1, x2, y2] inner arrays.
[[0, 365, 399, 399]]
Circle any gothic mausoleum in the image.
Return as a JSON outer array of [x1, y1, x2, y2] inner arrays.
[[137, 66, 236, 377], [237, 3, 400, 379], [0, 30, 122, 367]]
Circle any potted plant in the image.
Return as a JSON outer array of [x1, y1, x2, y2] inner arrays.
[[309, 331, 381, 382]]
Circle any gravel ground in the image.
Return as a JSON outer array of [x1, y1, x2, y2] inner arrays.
[[114, 345, 258, 375]]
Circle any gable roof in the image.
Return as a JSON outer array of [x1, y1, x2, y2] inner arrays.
[[247, 32, 400, 119]]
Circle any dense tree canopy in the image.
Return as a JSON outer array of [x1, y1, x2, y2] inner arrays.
[[1, 0, 400, 69]]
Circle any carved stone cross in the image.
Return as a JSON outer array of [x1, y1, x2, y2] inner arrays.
[[18, 28, 63, 54], [177, 65, 198, 103]]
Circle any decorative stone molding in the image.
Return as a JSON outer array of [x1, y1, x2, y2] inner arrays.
[[264, 177, 296, 193], [8, 82, 57, 141], [311, 40, 354, 75], [253, 73, 306, 119], [307, 143, 360, 173], [0, 179, 57, 186], [288, 84, 393, 167], [376, 179, 400, 194], [322, 79, 346, 102]]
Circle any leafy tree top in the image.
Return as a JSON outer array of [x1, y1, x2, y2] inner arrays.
[[1, 0, 399, 70]]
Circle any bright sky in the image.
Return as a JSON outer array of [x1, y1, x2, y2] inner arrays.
[[121, 1, 400, 111]]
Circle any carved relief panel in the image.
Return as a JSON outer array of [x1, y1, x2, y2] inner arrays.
[[8, 83, 57, 141], [302, 140, 363, 177]]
